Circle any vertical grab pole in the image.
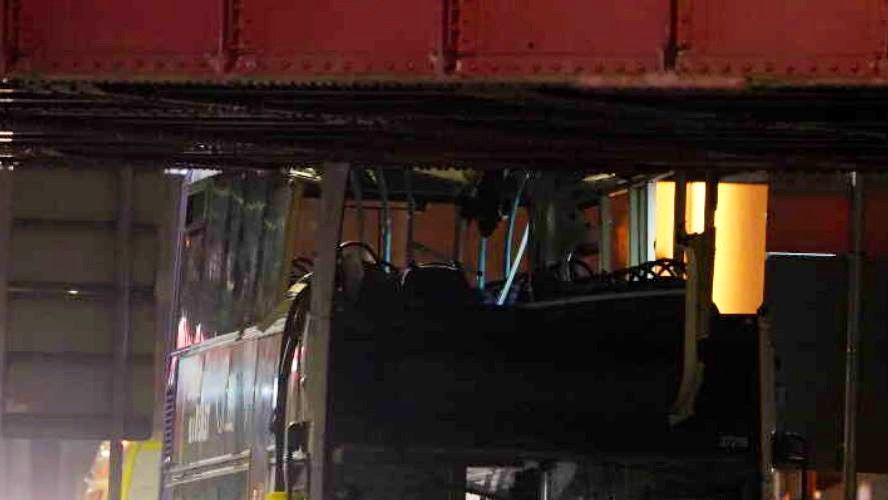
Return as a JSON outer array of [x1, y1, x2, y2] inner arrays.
[[350, 168, 365, 244], [376, 168, 392, 263], [405, 168, 416, 266], [842, 171, 864, 500], [477, 237, 488, 291], [307, 163, 349, 500]]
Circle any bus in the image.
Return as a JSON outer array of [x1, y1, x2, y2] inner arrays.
[[160, 166, 786, 499]]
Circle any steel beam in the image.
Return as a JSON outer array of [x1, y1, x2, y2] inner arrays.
[[307, 162, 348, 500], [842, 171, 864, 500], [109, 166, 134, 500], [673, 172, 687, 262], [4, 0, 887, 85]]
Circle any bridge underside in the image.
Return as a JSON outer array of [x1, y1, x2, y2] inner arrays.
[[4, 82, 888, 173]]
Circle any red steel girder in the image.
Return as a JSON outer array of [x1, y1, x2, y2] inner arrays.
[[3, 0, 888, 85], [453, 0, 671, 78], [677, 0, 888, 79], [234, 0, 442, 77], [12, 0, 223, 77]]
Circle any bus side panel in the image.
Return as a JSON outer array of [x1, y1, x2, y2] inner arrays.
[[170, 338, 260, 466], [174, 351, 204, 465], [249, 335, 281, 497], [236, 339, 260, 460]]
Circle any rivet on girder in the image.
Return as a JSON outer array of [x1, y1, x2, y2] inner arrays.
[[742, 63, 753, 73]]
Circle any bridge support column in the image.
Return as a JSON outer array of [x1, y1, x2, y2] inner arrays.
[[307, 162, 349, 500], [842, 171, 864, 500]]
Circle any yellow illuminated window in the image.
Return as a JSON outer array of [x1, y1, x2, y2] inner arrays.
[[654, 182, 768, 314]]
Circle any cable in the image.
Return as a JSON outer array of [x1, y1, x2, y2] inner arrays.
[[505, 171, 530, 277]]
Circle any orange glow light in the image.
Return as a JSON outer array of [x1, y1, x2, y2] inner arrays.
[[654, 182, 768, 314]]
